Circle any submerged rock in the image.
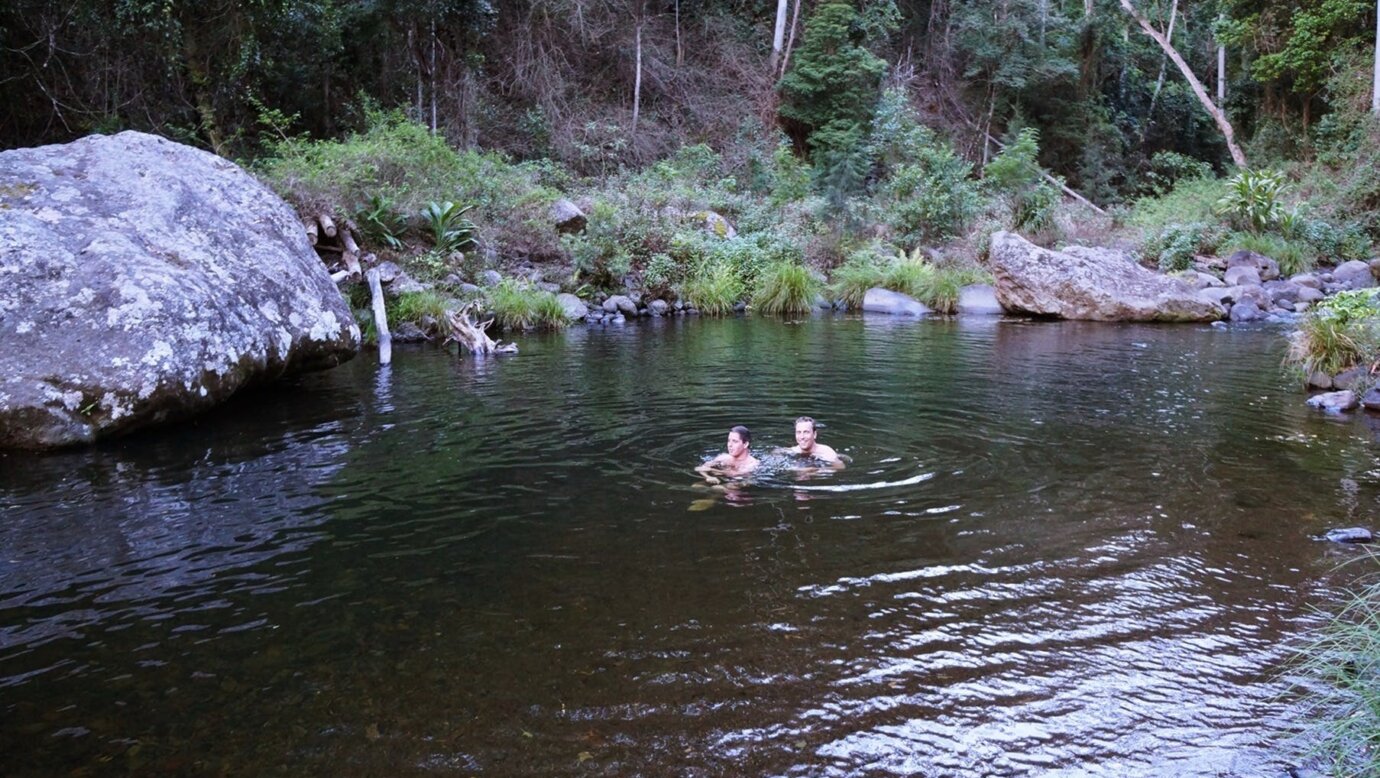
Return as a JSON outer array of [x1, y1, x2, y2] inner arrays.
[[862, 288, 931, 317], [956, 284, 1004, 315], [989, 232, 1225, 322], [1323, 527, 1373, 544], [0, 131, 358, 449], [1307, 390, 1358, 413]]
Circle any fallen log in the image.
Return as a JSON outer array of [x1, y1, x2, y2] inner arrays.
[[318, 212, 338, 239], [445, 303, 517, 355], [304, 219, 319, 245], [367, 267, 392, 365]]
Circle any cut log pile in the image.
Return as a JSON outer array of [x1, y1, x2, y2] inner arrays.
[[303, 209, 515, 357]]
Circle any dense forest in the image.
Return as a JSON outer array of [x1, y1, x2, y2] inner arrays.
[[3, 0, 1378, 205]]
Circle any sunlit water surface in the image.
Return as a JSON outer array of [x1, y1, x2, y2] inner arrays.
[[5, 316, 1380, 776]]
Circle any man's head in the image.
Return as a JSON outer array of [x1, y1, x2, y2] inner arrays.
[[794, 416, 818, 452], [727, 425, 752, 457]]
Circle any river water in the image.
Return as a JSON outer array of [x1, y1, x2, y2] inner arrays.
[[3, 316, 1379, 776]]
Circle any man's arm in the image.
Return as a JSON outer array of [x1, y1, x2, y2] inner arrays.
[[815, 444, 844, 468]]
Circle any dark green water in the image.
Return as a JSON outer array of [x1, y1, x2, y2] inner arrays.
[[4, 316, 1380, 776]]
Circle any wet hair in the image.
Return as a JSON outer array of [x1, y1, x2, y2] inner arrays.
[[795, 416, 816, 431], [730, 425, 752, 446]]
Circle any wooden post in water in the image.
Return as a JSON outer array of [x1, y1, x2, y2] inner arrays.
[[367, 267, 392, 366]]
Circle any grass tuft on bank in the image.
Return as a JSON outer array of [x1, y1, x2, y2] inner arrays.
[[1296, 562, 1380, 777], [487, 279, 568, 332]]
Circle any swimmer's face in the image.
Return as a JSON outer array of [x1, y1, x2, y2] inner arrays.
[[726, 431, 748, 457], [794, 421, 817, 452]]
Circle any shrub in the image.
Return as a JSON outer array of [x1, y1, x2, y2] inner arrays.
[[389, 290, 451, 334], [681, 262, 745, 315], [421, 201, 478, 253], [1287, 289, 1380, 377], [882, 251, 936, 299], [486, 279, 568, 332], [1215, 169, 1291, 233], [828, 248, 888, 310], [880, 149, 980, 242], [1141, 222, 1226, 273], [1128, 177, 1228, 233], [753, 260, 821, 316], [354, 192, 407, 251], [1146, 151, 1213, 195]]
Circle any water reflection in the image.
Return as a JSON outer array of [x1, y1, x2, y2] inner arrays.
[[2, 317, 1378, 775]]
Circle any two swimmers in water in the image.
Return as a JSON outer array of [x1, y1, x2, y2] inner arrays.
[[695, 416, 843, 482]]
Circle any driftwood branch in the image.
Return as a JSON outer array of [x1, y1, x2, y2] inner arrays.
[[367, 267, 392, 365], [318, 212, 338, 239], [445, 303, 517, 355], [304, 219, 319, 245]]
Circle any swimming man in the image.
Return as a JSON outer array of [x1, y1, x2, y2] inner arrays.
[[784, 416, 843, 468], [697, 425, 760, 480]]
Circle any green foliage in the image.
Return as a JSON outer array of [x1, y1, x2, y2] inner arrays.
[[882, 251, 937, 299], [389, 290, 451, 332], [681, 262, 745, 316], [1128, 178, 1228, 233], [778, 2, 891, 160], [486, 279, 568, 332], [1215, 169, 1291, 233], [421, 201, 478, 253], [1146, 151, 1213, 196], [1141, 222, 1225, 273], [642, 253, 679, 296], [752, 261, 821, 316], [985, 128, 1059, 234], [1288, 289, 1380, 376], [1220, 232, 1315, 277], [829, 248, 888, 310], [1295, 565, 1380, 778], [872, 89, 980, 242], [1247, 0, 1369, 96], [355, 193, 407, 251], [984, 128, 1044, 192], [770, 139, 812, 206]]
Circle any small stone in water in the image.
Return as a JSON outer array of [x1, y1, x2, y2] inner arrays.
[[1324, 527, 1372, 544]]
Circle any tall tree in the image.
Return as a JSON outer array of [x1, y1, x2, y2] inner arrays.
[[1120, 0, 1248, 167]]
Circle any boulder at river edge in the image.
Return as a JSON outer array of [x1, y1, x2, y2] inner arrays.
[[0, 131, 359, 449], [862, 288, 931, 316], [989, 231, 1225, 322]]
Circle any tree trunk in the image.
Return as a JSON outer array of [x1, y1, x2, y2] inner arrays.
[[429, 19, 438, 134], [1373, 0, 1380, 115], [1148, 0, 1178, 116], [1120, 0, 1248, 168], [367, 268, 392, 366], [675, 0, 683, 67], [781, 0, 803, 77], [770, 0, 789, 71], [632, 22, 643, 134]]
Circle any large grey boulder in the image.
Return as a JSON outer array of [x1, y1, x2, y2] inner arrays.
[[556, 293, 588, 320], [0, 131, 358, 449], [1224, 265, 1262, 287], [989, 232, 1225, 321], [1226, 250, 1280, 281], [863, 288, 931, 316], [956, 284, 1005, 315], [1333, 260, 1376, 290], [550, 198, 587, 234]]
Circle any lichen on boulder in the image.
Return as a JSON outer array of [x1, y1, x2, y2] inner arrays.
[[0, 131, 359, 448]]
